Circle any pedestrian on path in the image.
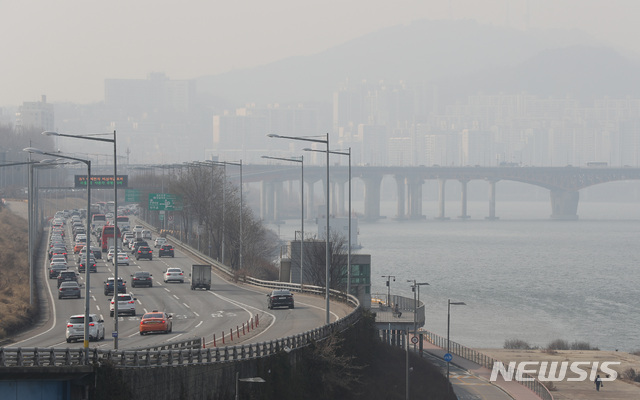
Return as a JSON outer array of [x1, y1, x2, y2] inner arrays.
[[595, 374, 603, 391]]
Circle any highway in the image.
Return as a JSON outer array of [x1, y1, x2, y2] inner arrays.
[[10, 212, 352, 350]]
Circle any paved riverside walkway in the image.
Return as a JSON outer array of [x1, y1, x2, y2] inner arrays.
[[481, 349, 640, 400], [421, 338, 541, 400]]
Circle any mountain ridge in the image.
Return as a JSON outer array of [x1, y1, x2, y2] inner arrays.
[[195, 20, 639, 107]]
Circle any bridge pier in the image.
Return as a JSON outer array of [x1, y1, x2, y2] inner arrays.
[[550, 189, 579, 220], [362, 175, 382, 221], [486, 180, 499, 220], [407, 177, 424, 220], [436, 179, 449, 220], [305, 179, 316, 220], [395, 175, 406, 220], [260, 181, 272, 221], [458, 180, 470, 219]]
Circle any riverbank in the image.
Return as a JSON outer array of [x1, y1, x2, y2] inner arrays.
[[480, 348, 640, 399]]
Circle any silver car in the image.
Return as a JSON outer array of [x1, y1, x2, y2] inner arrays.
[[163, 268, 184, 283], [58, 281, 81, 299], [65, 314, 105, 342]]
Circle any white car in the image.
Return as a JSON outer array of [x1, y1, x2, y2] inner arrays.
[[109, 293, 136, 316], [163, 268, 185, 283], [106, 247, 116, 262], [65, 313, 105, 342], [114, 252, 130, 266], [154, 237, 167, 248], [142, 230, 152, 240]]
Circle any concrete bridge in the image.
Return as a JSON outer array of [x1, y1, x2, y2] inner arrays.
[[242, 165, 640, 221]]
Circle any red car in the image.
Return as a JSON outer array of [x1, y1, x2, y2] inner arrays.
[[139, 311, 172, 335]]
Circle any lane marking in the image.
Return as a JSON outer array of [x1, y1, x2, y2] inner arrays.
[[195, 321, 203, 328], [183, 303, 190, 309]]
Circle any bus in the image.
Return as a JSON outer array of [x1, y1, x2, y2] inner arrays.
[[91, 214, 107, 234], [100, 225, 122, 251], [116, 215, 131, 232]]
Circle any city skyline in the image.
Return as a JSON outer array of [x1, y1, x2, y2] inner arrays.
[[1, 0, 640, 107]]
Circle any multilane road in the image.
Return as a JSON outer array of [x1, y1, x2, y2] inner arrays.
[[10, 215, 352, 350]]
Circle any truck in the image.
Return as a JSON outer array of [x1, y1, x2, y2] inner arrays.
[[190, 264, 212, 290]]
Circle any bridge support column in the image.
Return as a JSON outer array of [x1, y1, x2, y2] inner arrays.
[[486, 180, 499, 220], [458, 180, 470, 219], [550, 189, 579, 220], [260, 181, 274, 221], [273, 181, 284, 222], [305, 179, 316, 220], [335, 179, 348, 217], [436, 179, 449, 220], [407, 177, 424, 220], [362, 175, 382, 221], [395, 175, 406, 220]]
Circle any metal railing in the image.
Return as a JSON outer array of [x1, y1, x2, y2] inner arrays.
[[0, 218, 361, 368], [422, 329, 553, 400], [0, 306, 362, 367]]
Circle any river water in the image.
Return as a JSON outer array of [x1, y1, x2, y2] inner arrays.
[[268, 200, 640, 352]]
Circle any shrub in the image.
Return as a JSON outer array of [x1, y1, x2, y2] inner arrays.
[[504, 338, 533, 350], [546, 339, 570, 350], [623, 368, 636, 381], [570, 340, 598, 350]]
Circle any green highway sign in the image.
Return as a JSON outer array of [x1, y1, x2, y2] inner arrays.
[[148, 193, 182, 211], [125, 189, 140, 202]]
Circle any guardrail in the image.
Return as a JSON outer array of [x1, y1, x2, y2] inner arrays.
[[0, 306, 363, 367], [423, 329, 553, 400], [0, 218, 361, 369], [164, 230, 360, 308]]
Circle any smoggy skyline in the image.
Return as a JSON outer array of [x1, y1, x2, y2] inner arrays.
[[1, 0, 639, 107]]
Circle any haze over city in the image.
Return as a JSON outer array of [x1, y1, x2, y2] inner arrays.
[[2, 0, 640, 107]]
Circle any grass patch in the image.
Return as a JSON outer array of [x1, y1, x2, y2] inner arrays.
[[0, 205, 36, 339]]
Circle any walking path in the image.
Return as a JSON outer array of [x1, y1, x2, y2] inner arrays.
[[421, 339, 541, 400], [481, 349, 640, 400]]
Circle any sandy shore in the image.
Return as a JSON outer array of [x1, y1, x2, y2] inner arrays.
[[480, 349, 640, 399]]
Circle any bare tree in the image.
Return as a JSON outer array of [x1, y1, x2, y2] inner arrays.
[[303, 230, 349, 290]]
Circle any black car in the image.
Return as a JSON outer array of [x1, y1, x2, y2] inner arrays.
[[158, 244, 174, 258], [49, 247, 68, 260], [266, 289, 294, 309], [131, 271, 153, 288], [131, 240, 149, 254], [136, 246, 153, 260], [103, 277, 126, 296], [91, 246, 103, 259], [78, 256, 97, 273], [57, 271, 78, 288]]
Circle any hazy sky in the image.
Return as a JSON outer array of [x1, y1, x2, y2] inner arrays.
[[1, 0, 638, 107]]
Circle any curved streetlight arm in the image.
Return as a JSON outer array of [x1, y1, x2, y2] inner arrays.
[[261, 155, 302, 163], [303, 147, 349, 157], [267, 133, 327, 144], [43, 130, 115, 143]]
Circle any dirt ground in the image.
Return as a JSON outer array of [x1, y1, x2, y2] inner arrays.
[[480, 348, 640, 399]]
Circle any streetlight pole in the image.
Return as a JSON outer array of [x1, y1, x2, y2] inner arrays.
[[304, 147, 351, 295], [382, 275, 396, 306], [262, 155, 304, 285], [447, 299, 466, 395], [24, 148, 92, 364], [42, 130, 121, 349], [268, 133, 331, 324], [206, 160, 243, 269], [407, 281, 429, 352]]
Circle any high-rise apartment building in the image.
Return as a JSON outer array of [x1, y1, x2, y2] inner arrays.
[[15, 95, 54, 133]]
